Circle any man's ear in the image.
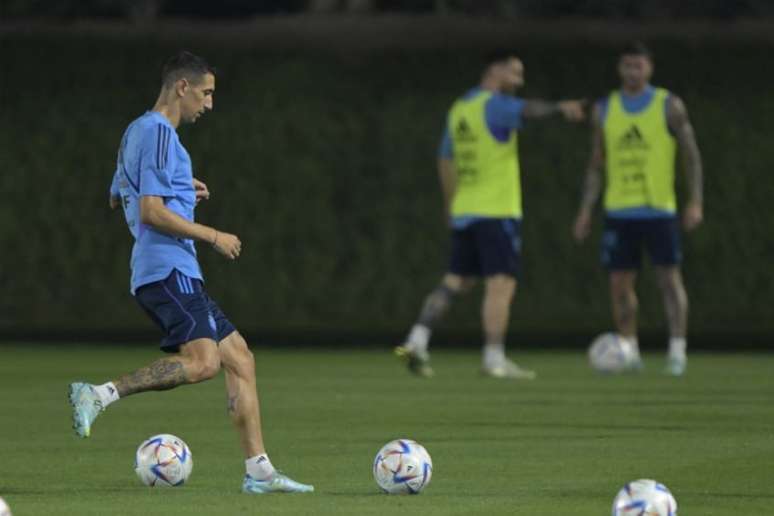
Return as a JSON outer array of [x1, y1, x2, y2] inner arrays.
[[175, 78, 189, 98]]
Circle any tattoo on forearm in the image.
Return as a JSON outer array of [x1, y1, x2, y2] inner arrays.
[[115, 358, 188, 397], [580, 168, 602, 210], [680, 131, 703, 203], [669, 96, 703, 204]]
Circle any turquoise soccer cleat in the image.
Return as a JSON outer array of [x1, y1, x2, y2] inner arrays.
[[68, 382, 103, 438], [664, 356, 686, 376], [242, 472, 315, 494]]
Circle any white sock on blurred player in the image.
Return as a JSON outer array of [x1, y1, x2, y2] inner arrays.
[[246, 454, 276, 480], [668, 337, 686, 360], [406, 324, 430, 354], [619, 335, 641, 361], [93, 382, 120, 408], [483, 339, 506, 368]]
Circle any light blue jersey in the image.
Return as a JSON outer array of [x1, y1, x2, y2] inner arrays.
[[110, 111, 202, 294], [438, 87, 525, 229]]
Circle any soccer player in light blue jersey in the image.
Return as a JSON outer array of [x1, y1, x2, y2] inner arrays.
[[68, 51, 313, 494]]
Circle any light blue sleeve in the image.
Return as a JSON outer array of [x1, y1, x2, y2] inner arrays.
[[138, 124, 176, 198], [486, 95, 525, 130], [438, 124, 453, 159]]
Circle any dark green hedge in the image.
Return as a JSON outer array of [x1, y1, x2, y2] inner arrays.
[[2, 34, 772, 336]]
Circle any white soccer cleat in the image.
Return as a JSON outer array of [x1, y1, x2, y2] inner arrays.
[[481, 359, 537, 380], [242, 472, 314, 494]]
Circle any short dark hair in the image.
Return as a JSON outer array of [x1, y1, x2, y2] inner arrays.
[[485, 48, 519, 67], [161, 51, 216, 88], [620, 41, 653, 60]]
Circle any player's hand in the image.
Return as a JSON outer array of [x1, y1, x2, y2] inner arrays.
[[193, 178, 210, 204], [573, 209, 592, 242], [558, 100, 587, 122], [682, 200, 703, 231], [212, 231, 241, 260], [109, 195, 121, 210]]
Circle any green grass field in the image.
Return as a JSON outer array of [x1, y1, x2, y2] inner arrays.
[[1, 344, 772, 515]]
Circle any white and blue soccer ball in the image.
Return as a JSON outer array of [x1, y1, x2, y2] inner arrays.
[[134, 434, 193, 487], [612, 479, 678, 515], [589, 333, 639, 373], [0, 496, 11, 516], [373, 438, 433, 494]]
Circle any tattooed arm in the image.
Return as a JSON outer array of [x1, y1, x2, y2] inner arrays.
[[667, 95, 704, 230], [523, 99, 586, 121], [573, 102, 605, 242]]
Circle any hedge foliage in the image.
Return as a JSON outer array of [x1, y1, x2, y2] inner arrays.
[[2, 34, 772, 337]]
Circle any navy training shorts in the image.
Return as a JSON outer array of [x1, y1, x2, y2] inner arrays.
[[135, 269, 236, 353], [601, 216, 682, 271], [449, 218, 522, 278]]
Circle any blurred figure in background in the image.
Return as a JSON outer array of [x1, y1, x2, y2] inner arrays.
[[572, 42, 704, 376], [396, 50, 585, 379]]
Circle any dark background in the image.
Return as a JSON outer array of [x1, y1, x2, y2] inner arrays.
[[1, 1, 772, 348]]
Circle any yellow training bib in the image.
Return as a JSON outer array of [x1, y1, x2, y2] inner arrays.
[[603, 87, 677, 213], [448, 91, 522, 218]]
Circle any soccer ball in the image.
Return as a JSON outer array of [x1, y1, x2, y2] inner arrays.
[[373, 438, 433, 494], [0, 497, 11, 516], [134, 434, 193, 487], [588, 333, 638, 373], [612, 479, 678, 515]]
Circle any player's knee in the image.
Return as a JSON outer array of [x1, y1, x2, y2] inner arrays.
[[485, 275, 516, 299], [234, 346, 255, 374], [191, 353, 221, 381], [441, 274, 472, 293], [220, 333, 255, 375], [610, 273, 635, 297], [202, 357, 221, 380]]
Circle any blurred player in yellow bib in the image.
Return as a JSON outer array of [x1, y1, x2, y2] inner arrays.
[[573, 42, 704, 375], [397, 50, 585, 379]]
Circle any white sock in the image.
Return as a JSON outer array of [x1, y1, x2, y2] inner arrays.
[[93, 382, 120, 408], [406, 324, 430, 354], [669, 337, 687, 360], [483, 341, 506, 368], [619, 335, 641, 360], [246, 454, 276, 480]]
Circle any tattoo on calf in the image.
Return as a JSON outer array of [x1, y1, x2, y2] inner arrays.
[[115, 358, 188, 397], [418, 285, 455, 327], [227, 395, 238, 414]]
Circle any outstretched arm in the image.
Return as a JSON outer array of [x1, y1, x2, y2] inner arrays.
[[573, 103, 604, 242], [523, 99, 586, 121], [667, 95, 704, 230]]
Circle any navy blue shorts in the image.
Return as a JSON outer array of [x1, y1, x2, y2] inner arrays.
[[601, 216, 682, 270], [449, 218, 522, 278], [135, 270, 236, 353]]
